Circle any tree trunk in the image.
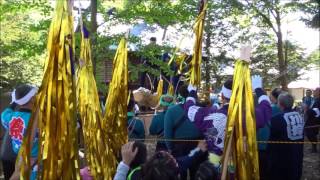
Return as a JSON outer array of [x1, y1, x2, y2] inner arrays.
[[275, 10, 288, 90], [91, 0, 98, 76], [162, 26, 167, 41], [213, 70, 222, 91], [284, 40, 289, 69]]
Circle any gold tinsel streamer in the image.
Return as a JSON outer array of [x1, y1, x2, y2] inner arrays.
[[176, 53, 187, 74], [76, 26, 116, 178], [168, 83, 174, 96], [222, 60, 260, 180], [167, 38, 184, 66], [189, 2, 207, 86], [19, 1, 80, 179], [156, 79, 164, 101], [103, 38, 129, 163]]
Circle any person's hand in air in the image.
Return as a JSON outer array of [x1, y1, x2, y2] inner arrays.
[[197, 140, 208, 152], [251, 75, 263, 91], [121, 141, 138, 166]]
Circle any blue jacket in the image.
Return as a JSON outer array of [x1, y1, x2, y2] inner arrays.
[[271, 104, 281, 116], [164, 104, 202, 150], [267, 109, 304, 180], [149, 111, 166, 135], [257, 103, 281, 150], [128, 113, 145, 140], [303, 96, 314, 108], [1, 106, 38, 157]]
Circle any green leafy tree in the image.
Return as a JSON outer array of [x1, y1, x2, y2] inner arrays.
[[232, 0, 302, 90], [307, 49, 320, 67], [202, 0, 249, 90], [118, 0, 198, 28], [251, 37, 309, 88], [93, 0, 200, 92], [0, 0, 52, 91], [290, 0, 320, 29]]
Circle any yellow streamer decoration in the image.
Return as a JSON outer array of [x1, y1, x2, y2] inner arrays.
[[168, 83, 174, 96], [104, 38, 129, 161], [176, 53, 187, 74], [222, 60, 259, 180], [189, 2, 207, 86], [20, 1, 80, 179], [167, 38, 184, 66], [128, 90, 132, 105], [156, 79, 164, 101], [76, 26, 116, 178]]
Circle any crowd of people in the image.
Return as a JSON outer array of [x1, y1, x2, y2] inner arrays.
[[124, 77, 320, 180], [1, 78, 319, 179]]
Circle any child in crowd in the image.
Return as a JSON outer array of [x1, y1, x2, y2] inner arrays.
[[140, 151, 180, 180], [114, 141, 147, 180], [195, 161, 218, 180], [114, 140, 208, 180]]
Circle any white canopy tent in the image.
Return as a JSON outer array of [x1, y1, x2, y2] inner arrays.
[[288, 66, 320, 90], [288, 66, 319, 101]]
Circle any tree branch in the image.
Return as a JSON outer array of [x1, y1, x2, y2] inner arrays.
[[244, 0, 278, 34], [256, 9, 278, 34], [269, 8, 277, 20]]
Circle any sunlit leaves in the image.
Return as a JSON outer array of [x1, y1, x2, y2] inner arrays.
[[0, 0, 51, 91]]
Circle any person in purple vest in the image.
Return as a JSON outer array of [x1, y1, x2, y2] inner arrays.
[[184, 75, 272, 167]]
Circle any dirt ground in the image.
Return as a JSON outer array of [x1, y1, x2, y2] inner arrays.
[[301, 143, 320, 180]]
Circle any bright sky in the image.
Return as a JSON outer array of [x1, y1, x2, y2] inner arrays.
[[282, 12, 319, 54]]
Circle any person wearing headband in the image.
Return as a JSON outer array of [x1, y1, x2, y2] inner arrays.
[[149, 94, 174, 151], [1, 84, 39, 180], [163, 84, 204, 180], [257, 87, 282, 179], [184, 75, 272, 168]]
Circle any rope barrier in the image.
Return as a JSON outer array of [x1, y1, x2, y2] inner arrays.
[[129, 138, 320, 144], [304, 124, 320, 129], [127, 125, 320, 144]]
